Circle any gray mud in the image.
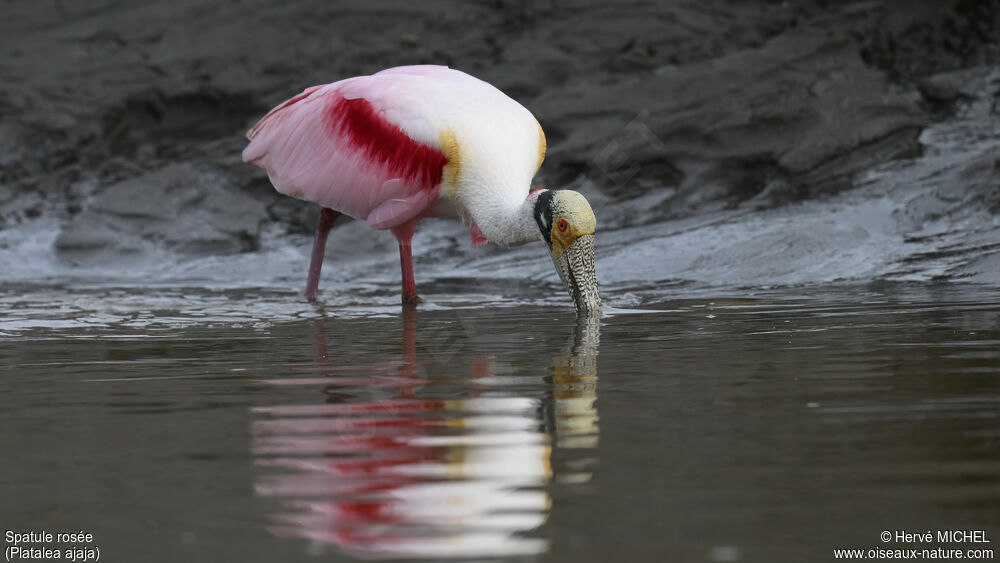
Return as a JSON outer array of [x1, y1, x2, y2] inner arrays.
[[1, 0, 998, 294]]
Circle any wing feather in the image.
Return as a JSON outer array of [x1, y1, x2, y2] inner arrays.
[[242, 69, 451, 226]]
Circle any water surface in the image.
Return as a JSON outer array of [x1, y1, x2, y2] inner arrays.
[[2, 285, 998, 562]]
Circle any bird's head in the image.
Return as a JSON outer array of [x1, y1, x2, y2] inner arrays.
[[533, 190, 602, 314]]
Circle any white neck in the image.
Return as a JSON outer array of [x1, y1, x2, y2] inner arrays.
[[462, 188, 544, 248]]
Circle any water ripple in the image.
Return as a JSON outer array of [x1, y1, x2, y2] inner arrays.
[[249, 311, 600, 559]]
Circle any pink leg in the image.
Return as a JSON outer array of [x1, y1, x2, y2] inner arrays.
[[391, 219, 421, 306], [304, 208, 341, 302]]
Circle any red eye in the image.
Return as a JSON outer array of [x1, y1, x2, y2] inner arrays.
[[557, 219, 568, 232]]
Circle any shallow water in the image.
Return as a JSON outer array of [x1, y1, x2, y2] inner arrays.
[[2, 284, 998, 562]]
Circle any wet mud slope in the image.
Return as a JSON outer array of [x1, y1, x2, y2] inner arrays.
[[0, 0, 997, 292]]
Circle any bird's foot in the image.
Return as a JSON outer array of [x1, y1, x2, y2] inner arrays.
[[402, 294, 423, 306]]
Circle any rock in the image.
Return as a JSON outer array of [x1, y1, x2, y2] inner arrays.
[[54, 162, 267, 266], [952, 251, 1000, 283], [534, 30, 925, 223], [862, 0, 1000, 80]]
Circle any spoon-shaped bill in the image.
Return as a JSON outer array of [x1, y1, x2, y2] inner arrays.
[[553, 234, 601, 314]]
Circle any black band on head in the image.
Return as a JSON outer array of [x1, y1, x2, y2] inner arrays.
[[533, 189, 555, 246]]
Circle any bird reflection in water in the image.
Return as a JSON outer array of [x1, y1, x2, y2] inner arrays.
[[250, 309, 600, 559]]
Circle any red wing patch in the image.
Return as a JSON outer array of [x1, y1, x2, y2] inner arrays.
[[324, 95, 448, 191]]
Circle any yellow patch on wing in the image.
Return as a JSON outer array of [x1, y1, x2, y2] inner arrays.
[[535, 120, 547, 175], [439, 127, 462, 198]]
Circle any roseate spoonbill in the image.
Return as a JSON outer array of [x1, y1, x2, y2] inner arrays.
[[242, 65, 601, 312]]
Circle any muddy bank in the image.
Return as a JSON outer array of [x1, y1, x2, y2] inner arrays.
[[0, 0, 997, 286]]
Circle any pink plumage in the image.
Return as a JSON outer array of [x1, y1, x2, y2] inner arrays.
[[243, 65, 549, 304], [244, 68, 455, 230]]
